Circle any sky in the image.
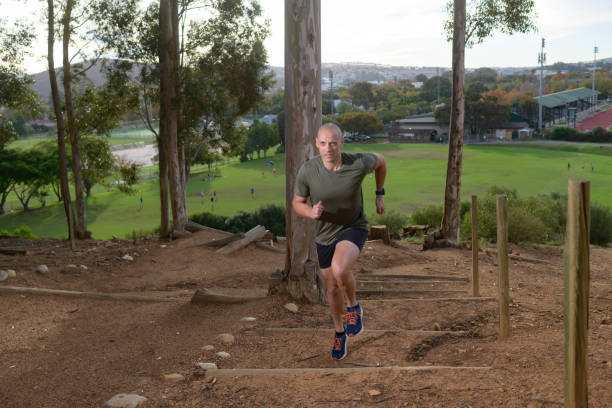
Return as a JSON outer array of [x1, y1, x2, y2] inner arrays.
[[3, 0, 611, 74]]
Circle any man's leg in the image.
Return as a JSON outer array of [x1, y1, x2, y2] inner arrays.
[[320, 267, 345, 333], [330, 240, 361, 307]]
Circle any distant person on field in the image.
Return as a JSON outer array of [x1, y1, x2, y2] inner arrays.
[[139, 193, 143, 210], [200, 191, 205, 204], [293, 123, 387, 361], [261, 169, 265, 177], [591, 163, 594, 172], [250, 187, 255, 199], [273, 167, 277, 176], [210, 196, 214, 210], [568, 162, 570, 171]]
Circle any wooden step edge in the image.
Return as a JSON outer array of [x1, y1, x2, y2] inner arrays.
[[203, 365, 492, 376], [262, 328, 469, 335]]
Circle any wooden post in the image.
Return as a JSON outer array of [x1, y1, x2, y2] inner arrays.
[[564, 179, 590, 408], [471, 195, 479, 296], [496, 195, 510, 340]]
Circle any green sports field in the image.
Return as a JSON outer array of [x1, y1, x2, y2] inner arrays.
[[1, 143, 611, 239]]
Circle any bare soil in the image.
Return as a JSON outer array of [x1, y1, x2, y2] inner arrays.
[[1, 231, 611, 408]]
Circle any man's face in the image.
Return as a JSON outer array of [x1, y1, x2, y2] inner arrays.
[[316, 128, 343, 163]]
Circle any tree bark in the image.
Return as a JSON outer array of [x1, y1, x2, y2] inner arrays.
[[280, 0, 325, 303], [160, 0, 187, 234], [62, 0, 90, 239], [438, 0, 466, 247]]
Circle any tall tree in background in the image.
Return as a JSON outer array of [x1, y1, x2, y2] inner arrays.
[[431, 0, 537, 247], [278, 0, 325, 303], [160, 0, 187, 235], [57, 0, 139, 239], [47, 0, 75, 244]]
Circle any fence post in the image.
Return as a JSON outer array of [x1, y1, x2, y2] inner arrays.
[[564, 179, 590, 408], [471, 195, 479, 297], [496, 194, 510, 340]]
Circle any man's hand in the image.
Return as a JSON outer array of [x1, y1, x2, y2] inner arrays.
[[376, 196, 385, 215], [312, 200, 324, 219]]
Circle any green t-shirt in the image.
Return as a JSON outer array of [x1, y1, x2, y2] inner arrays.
[[295, 152, 377, 245]]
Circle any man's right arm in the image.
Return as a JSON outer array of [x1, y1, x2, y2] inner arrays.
[[292, 195, 323, 220]]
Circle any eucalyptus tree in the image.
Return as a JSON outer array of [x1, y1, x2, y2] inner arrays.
[[432, 0, 537, 247]]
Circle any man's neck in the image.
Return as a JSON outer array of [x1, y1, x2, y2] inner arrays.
[[322, 155, 342, 171]]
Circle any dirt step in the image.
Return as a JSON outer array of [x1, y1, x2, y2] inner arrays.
[[262, 328, 469, 336], [361, 297, 496, 303], [357, 274, 469, 282], [204, 365, 492, 376], [357, 280, 468, 285], [356, 289, 466, 297]]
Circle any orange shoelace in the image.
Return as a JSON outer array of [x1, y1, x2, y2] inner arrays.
[[346, 310, 358, 326], [333, 336, 342, 350]]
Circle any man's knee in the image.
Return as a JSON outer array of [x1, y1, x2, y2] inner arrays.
[[331, 262, 349, 281]]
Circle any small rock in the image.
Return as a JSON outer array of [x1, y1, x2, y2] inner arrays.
[[607, 361, 612, 369], [216, 351, 231, 358], [216, 333, 234, 345], [61, 264, 79, 274], [7, 269, 16, 278], [284, 303, 299, 313], [121, 255, 134, 261], [240, 317, 256, 322], [368, 389, 382, 397], [0, 270, 8, 281], [202, 345, 215, 351], [163, 373, 184, 383], [103, 393, 147, 408], [431, 322, 441, 331], [36, 264, 49, 274], [133, 252, 139, 257], [160, 244, 167, 248], [79, 265, 88, 270], [197, 362, 218, 370], [601, 317, 610, 325]]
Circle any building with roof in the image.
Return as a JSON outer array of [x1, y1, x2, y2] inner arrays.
[[534, 87, 600, 129]]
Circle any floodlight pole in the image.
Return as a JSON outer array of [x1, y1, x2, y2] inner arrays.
[[592, 45, 599, 110], [329, 70, 334, 115], [538, 38, 546, 133]]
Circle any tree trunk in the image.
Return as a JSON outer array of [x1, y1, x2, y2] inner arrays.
[[62, 0, 89, 239], [157, 15, 170, 239], [160, 0, 187, 234], [280, 0, 325, 303], [437, 0, 465, 248]]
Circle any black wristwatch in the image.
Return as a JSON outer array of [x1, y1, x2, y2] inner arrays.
[[375, 188, 385, 196]]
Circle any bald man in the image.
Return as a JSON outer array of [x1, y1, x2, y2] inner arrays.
[[293, 123, 387, 360]]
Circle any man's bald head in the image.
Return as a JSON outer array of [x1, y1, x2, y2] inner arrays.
[[317, 123, 343, 141]]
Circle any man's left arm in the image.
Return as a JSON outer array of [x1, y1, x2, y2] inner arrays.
[[372, 153, 386, 215]]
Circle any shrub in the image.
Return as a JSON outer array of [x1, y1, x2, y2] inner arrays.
[[189, 212, 228, 230], [590, 203, 612, 245], [372, 210, 410, 235], [0, 229, 11, 237], [189, 204, 286, 236], [410, 205, 443, 227], [12, 225, 37, 238]]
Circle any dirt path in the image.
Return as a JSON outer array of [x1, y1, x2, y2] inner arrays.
[[1, 233, 611, 407]]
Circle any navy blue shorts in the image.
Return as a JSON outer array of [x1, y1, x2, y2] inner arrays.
[[316, 228, 368, 269]]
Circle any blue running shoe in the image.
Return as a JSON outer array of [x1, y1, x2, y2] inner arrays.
[[346, 304, 364, 337], [331, 331, 348, 360]]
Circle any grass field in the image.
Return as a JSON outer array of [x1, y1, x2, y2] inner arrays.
[[7, 127, 156, 150], [1, 143, 611, 239]]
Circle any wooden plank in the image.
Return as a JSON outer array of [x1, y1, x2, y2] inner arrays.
[[357, 280, 467, 285], [0, 248, 27, 255], [564, 179, 590, 408], [202, 366, 492, 377], [362, 297, 496, 303], [255, 242, 286, 254], [472, 195, 479, 297], [356, 289, 465, 296], [496, 195, 510, 340], [190, 288, 265, 304], [369, 225, 390, 245], [199, 233, 244, 247], [484, 249, 550, 264], [216, 225, 266, 255], [185, 220, 232, 235], [356, 274, 468, 282], [263, 328, 469, 335], [0, 286, 180, 303]]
